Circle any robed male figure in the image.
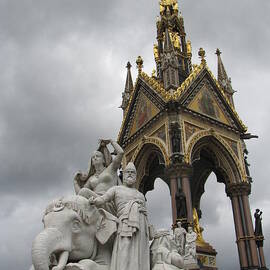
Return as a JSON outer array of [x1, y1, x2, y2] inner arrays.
[[93, 162, 150, 270]]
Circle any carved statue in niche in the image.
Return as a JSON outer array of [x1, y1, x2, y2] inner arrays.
[[170, 122, 181, 153], [175, 189, 187, 219], [91, 162, 150, 270]]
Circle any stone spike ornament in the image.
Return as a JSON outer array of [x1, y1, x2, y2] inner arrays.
[[215, 48, 235, 107], [120, 62, 133, 113]]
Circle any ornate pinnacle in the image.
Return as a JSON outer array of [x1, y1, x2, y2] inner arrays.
[[136, 56, 144, 74], [198, 48, 206, 65], [126, 61, 132, 69], [215, 48, 222, 56]]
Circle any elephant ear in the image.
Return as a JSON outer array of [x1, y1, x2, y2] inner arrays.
[[96, 209, 118, 245]]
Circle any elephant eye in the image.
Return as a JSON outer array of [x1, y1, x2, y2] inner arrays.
[[72, 218, 81, 232]]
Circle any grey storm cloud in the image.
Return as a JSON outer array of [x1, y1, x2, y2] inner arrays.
[[0, 0, 269, 269]]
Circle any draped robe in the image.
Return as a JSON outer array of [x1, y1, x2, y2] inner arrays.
[[100, 185, 150, 270]]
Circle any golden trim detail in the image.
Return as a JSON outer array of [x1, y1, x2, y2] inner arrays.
[[131, 136, 170, 166], [205, 66, 247, 132], [118, 61, 247, 144], [185, 129, 246, 182]]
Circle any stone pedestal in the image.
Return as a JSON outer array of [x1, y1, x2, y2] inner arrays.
[[184, 261, 200, 270], [196, 242, 218, 270]]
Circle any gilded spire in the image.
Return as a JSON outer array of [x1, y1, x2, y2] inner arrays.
[[216, 48, 234, 95], [156, 0, 192, 84], [120, 62, 133, 112], [160, 0, 178, 15], [164, 28, 174, 53], [161, 28, 180, 90]]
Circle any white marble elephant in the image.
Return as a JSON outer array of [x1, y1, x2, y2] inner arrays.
[[30, 195, 118, 270]]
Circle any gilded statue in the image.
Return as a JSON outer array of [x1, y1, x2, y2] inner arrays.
[[187, 40, 192, 54], [193, 208, 205, 245], [153, 44, 159, 60]]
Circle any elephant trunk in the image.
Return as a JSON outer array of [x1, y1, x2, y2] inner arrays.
[[32, 227, 68, 270]]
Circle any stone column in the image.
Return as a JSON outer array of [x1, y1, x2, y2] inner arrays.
[[170, 176, 178, 224], [229, 194, 249, 269], [241, 194, 260, 268], [180, 164, 193, 225], [258, 246, 267, 269], [165, 164, 180, 225], [226, 182, 260, 270], [165, 163, 193, 225]]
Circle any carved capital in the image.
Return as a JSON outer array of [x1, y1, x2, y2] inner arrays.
[[165, 163, 193, 179], [226, 182, 251, 198]]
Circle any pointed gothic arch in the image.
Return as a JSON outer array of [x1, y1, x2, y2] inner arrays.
[[188, 134, 241, 213], [185, 129, 246, 182], [131, 138, 169, 195], [180, 132, 259, 269]]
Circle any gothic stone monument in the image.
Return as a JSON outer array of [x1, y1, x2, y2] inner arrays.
[[30, 1, 268, 270], [118, 0, 267, 269]]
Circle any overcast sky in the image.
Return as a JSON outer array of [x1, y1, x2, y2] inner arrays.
[[0, 0, 269, 269]]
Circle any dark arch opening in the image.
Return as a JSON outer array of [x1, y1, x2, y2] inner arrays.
[[190, 135, 241, 213], [134, 143, 169, 195]]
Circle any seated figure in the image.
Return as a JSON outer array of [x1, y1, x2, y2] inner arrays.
[[74, 139, 124, 214], [150, 229, 184, 270]]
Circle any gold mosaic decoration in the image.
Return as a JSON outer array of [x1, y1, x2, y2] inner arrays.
[[129, 92, 160, 136], [188, 84, 231, 126], [118, 59, 247, 144]]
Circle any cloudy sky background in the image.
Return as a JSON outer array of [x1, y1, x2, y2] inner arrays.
[[0, 0, 269, 269]]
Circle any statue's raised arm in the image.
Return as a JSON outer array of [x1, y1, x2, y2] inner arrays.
[[74, 139, 124, 196]]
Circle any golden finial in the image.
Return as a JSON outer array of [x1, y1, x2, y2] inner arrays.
[[160, 0, 178, 14], [187, 40, 192, 55], [152, 69, 156, 77], [198, 47, 206, 65], [136, 56, 144, 74]]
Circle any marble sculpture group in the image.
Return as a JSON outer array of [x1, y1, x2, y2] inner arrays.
[[30, 140, 197, 270]]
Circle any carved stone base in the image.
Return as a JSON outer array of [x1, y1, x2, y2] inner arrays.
[[196, 242, 218, 270], [184, 263, 200, 270]]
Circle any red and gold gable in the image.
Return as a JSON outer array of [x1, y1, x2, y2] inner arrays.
[[129, 92, 160, 136], [188, 84, 231, 126]]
